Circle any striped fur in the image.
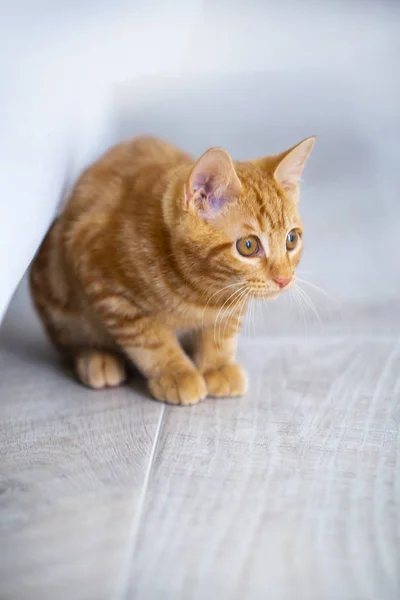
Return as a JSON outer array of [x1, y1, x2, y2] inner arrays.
[[30, 136, 314, 404]]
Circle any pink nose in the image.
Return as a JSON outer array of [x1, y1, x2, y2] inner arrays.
[[273, 276, 292, 289]]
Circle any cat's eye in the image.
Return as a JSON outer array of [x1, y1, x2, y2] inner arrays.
[[286, 229, 299, 251], [236, 235, 260, 257]]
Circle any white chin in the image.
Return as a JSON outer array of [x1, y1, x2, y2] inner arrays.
[[253, 291, 279, 300]]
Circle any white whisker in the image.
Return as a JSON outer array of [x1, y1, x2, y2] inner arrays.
[[208, 284, 246, 338], [215, 286, 248, 344], [220, 288, 249, 343], [236, 289, 251, 339], [202, 280, 246, 329], [291, 286, 308, 335], [295, 284, 324, 331], [296, 277, 333, 300], [250, 296, 256, 337]]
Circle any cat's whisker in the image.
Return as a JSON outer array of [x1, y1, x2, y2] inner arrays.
[[244, 296, 250, 337], [296, 278, 339, 324], [288, 291, 294, 323], [236, 289, 251, 339], [229, 291, 250, 342], [202, 282, 245, 331], [292, 285, 316, 335], [253, 299, 259, 332], [258, 298, 266, 329], [249, 296, 256, 337], [291, 286, 308, 335], [296, 277, 333, 301], [298, 288, 313, 334], [257, 295, 268, 330], [219, 287, 249, 343], [229, 289, 248, 341], [246, 297, 252, 337], [295, 284, 324, 331], [254, 297, 260, 332], [243, 295, 249, 337], [214, 286, 248, 344], [204, 281, 246, 305], [249, 296, 255, 335]]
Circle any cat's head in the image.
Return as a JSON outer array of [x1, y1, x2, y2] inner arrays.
[[173, 137, 315, 303]]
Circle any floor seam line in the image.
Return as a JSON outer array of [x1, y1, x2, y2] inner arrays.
[[113, 403, 166, 600]]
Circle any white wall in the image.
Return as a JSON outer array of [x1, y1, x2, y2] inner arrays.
[[1, 0, 399, 322]]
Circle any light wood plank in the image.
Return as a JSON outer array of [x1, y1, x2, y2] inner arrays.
[[0, 292, 164, 600], [1, 280, 399, 600], [125, 337, 400, 600]]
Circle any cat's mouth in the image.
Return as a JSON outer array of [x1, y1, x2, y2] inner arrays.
[[247, 276, 295, 300]]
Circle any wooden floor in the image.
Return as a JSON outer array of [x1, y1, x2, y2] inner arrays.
[[0, 281, 399, 600]]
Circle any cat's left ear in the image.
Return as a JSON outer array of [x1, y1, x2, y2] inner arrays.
[[273, 136, 315, 201], [185, 148, 242, 218]]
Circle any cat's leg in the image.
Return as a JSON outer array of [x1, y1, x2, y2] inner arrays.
[[123, 320, 207, 405], [75, 350, 127, 389], [87, 300, 207, 404], [31, 297, 128, 390], [32, 293, 128, 390], [30, 259, 127, 390], [193, 320, 248, 398]]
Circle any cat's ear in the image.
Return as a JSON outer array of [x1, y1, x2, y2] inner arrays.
[[273, 137, 315, 201], [185, 148, 241, 217]]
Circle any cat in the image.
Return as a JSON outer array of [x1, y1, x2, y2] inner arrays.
[[30, 135, 314, 405]]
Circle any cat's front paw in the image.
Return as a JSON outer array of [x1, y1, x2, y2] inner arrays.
[[204, 363, 248, 398], [75, 350, 127, 389], [148, 370, 207, 406]]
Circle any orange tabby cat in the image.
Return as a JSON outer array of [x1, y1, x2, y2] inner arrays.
[[30, 135, 314, 405]]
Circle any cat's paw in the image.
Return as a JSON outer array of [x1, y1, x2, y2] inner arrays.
[[204, 363, 248, 398], [148, 370, 207, 406], [75, 350, 127, 389]]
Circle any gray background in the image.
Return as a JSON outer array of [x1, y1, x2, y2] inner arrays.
[[111, 0, 400, 333]]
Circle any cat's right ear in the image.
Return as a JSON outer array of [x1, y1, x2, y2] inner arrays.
[[254, 136, 315, 202], [185, 148, 241, 218]]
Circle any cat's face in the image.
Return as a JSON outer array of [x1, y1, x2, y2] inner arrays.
[[176, 138, 314, 304], [209, 168, 303, 300]]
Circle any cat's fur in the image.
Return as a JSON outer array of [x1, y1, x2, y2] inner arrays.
[[30, 135, 314, 405]]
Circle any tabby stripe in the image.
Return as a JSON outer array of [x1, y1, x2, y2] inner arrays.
[[205, 242, 232, 262], [123, 341, 163, 351], [256, 210, 265, 231], [261, 206, 274, 230], [33, 292, 75, 313], [92, 294, 139, 318]]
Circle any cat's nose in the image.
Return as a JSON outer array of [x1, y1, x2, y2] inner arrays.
[[273, 275, 292, 289]]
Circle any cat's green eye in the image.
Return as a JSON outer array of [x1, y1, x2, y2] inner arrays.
[[236, 235, 260, 257], [286, 229, 299, 251]]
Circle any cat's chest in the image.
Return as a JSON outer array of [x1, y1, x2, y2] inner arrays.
[[162, 302, 229, 331]]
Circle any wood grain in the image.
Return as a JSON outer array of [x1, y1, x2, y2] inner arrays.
[[0, 281, 399, 600], [0, 301, 164, 600], [125, 338, 400, 600]]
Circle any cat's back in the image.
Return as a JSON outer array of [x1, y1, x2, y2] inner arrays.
[[65, 136, 192, 217], [88, 136, 191, 182]]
